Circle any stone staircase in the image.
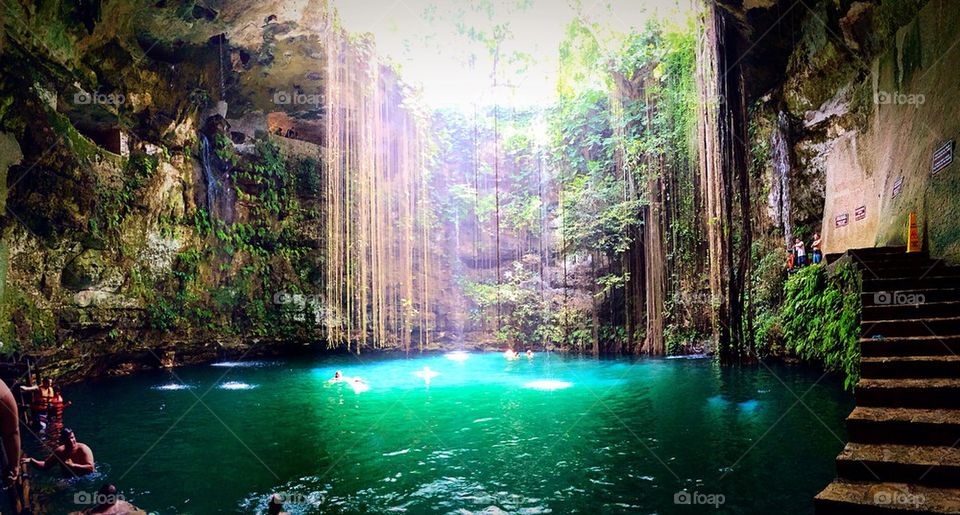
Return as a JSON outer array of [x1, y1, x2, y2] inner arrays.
[[815, 247, 960, 514]]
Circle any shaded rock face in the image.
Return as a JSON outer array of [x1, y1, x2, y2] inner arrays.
[[61, 249, 109, 291], [728, 0, 957, 259], [0, 0, 417, 379]]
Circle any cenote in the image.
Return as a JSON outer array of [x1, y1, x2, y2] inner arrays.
[[7, 0, 960, 513], [32, 354, 852, 513]]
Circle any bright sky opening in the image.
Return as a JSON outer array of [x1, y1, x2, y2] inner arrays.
[[333, 0, 692, 108]]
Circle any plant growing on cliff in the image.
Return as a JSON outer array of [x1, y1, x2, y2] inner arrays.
[[778, 263, 862, 389]]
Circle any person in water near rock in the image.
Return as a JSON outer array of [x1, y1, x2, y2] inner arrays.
[[811, 233, 823, 264], [0, 379, 21, 489], [21, 377, 55, 427], [526, 350, 534, 359], [23, 427, 95, 476], [74, 483, 146, 515], [47, 387, 71, 421], [503, 349, 519, 360]]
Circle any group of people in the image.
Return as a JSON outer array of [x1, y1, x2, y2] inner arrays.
[[20, 377, 70, 431], [503, 349, 534, 360], [787, 233, 823, 271], [0, 376, 144, 514]]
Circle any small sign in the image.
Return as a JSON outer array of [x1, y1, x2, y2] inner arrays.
[[892, 176, 905, 198], [835, 213, 849, 227], [855, 205, 867, 221], [933, 140, 954, 175]]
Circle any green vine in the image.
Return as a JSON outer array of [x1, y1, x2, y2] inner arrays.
[[779, 263, 862, 389]]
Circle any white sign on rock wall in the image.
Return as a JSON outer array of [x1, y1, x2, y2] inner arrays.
[[932, 140, 954, 175]]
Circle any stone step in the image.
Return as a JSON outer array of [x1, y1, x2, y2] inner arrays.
[[815, 480, 960, 514], [861, 355, 960, 379], [836, 443, 960, 488], [863, 289, 960, 306], [852, 253, 932, 268], [862, 276, 960, 293], [847, 407, 960, 446], [863, 302, 960, 322], [848, 246, 911, 257], [862, 317, 960, 338], [858, 262, 957, 280], [861, 336, 960, 358], [857, 379, 960, 409]]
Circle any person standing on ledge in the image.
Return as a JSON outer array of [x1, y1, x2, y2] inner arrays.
[[794, 237, 807, 267], [811, 233, 823, 264], [23, 428, 95, 476]]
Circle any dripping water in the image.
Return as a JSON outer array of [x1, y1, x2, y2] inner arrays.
[[769, 111, 793, 245], [199, 133, 219, 219]]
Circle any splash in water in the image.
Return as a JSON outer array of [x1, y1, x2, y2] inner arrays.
[[153, 383, 195, 391], [524, 380, 572, 391], [211, 361, 268, 368], [444, 351, 470, 362], [220, 381, 258, 390], [413, 366, 441, 384]]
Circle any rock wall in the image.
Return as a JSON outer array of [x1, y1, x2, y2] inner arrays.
[[818, 0, 960, 258], [751, 0, 959, 260], [0, 0, 441, 379]]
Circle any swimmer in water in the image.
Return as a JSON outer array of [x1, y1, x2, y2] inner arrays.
[[526, 349, 534, 359], [503, 349, 519, 360], [23, 427, 95, 476], [328, 370, 344, 383]]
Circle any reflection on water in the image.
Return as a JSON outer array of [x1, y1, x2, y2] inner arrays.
[[152, 383, 194, 391], [46, 353, 852, 514]]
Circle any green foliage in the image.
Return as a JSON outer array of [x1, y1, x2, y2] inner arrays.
[[92, 151, 162, 240], [750, 237, 787, 355], [141, 136, 320, 339], [463, 262, 557, 347], [779, 263, 862, 389]]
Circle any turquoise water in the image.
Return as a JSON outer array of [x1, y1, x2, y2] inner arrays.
[[33, 353, 852, 513]]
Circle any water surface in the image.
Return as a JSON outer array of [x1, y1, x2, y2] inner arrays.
[[35, 353, 852, 513]]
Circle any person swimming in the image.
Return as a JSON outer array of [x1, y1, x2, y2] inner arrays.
[[526, 350, 534, 359], [23, 427, 95, 476], [503, 349, 519, 360], [329, 371, 368, 392]]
